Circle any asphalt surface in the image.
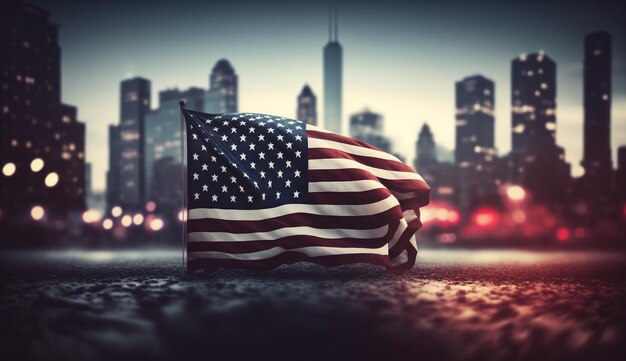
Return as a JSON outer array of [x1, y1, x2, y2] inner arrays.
[[1, 249, 625, 361]]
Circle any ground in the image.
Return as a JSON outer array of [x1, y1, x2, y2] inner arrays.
[[0, 249, 625, 361]]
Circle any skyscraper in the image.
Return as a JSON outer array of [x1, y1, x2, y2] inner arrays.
[[617, 146, 626, 201], [349, 109, 390, 153], [145, 87, 204, 213], [455, 75, 498, 210], [1, 2, 85, 227], [323, 6, 343, 134], [415, 123, 437, 174], [582, 31, 612, 195], [107, 77, 151, 212], [205, 59, 237, 113], [455, 75, 496, 167], [297, 84, 317, 125], [510, 52, 570, 200]]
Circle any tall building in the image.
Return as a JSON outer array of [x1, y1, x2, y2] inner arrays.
[[582, 31, 612, 196], [323, 6, 343, 134], [415, 123, 437, 174], [145, 87, 204, 213], [297, 84, 317, 125], [205, 59, 237, 113], [455, 75, 495, 166], [617, 146, 626, 201], [510, 52, 570, 201], [107, 77, 151, 212], [455, 75, 499, 209], [1, 2, 85, 226], [349, 110, 391, 153]]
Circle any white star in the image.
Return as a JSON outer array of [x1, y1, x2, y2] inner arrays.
[[249, 127, 255, 133], [286, 161, 292, 168], [268, 180, 273, 188], [231, 127, 237, 133], [202, 164, 208, 171], [260, 171, 266, 178], [268, 143, 274, 150], [253, 181, 259, 188], [243, 172, 249, 178], [212, 194, 218, 202], [193, 173, 199, 180], [201, 145, 207, 152], [230, 176, 237, 183], [240, 135, 246, 142], [285, 180, 291, 187], [295, 151, 302, 158], [277, 135, 284, 141], [262, 193, 266, 200], [240, 153, 247, 160], [277, 170, 283, 178], [240, 120, 246, 126], [286, 142, 293, 149], [250, 162, 256, 169], [192, 133, 198, 140], [248, 195, 253, 202], [277, 152, 283, 159], [230, 195, 236, 203], [192, 153, 199, 161], [221, 166, 227, 173], [288, 121, 295, 125], [267, 128, 275, 134], [295, 135, 302, 141], [211, 156, 217, 162], [221, 135, 228, 141], [205, 119, 212, 124], [259, 152, 265, 159], [258, 134, 265, 141], [249, 143, 256, 151], [295, 125, 302, 130], [239, 186, 245, 193], [276, 191, 281, 199], [202, 184, 209, 192], [212, 174, 218, 182], [222, 120, 229, 126], [231, 144, 238, 151], [232, 116, 238, 120], [268, 162, 275, 169], [277, 123, 284, 128], [294, 170, 301, 178], [286, 129, 293, 134], [221, 185, 228, 192], [293, 191, 300, 198], [194, 193, 199, 200], [213, 127, 219, 132]]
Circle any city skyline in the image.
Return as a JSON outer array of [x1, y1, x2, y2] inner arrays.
[[35, 0, 626, 191]]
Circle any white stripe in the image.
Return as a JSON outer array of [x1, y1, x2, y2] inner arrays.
[[188, 244, 389, 261], [308, 137, 400, 162], [308, 179, 386, 193], [389, 219, 408, 248], [189, 194, 401, 220], [189, 225, 389, 243], [309, 158, 425, 181]]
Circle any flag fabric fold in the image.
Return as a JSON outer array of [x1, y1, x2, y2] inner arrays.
[[182, 108, 430, 273]]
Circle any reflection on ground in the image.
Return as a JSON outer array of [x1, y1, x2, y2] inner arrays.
[[0, 249, 624, 361]]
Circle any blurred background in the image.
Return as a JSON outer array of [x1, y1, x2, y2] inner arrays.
[[1, 0, 625, 248]]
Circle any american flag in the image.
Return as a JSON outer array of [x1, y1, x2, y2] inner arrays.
[[182, 108, 430, 273]]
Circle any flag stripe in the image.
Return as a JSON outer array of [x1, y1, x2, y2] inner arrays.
[[309, 158, 424, 181]]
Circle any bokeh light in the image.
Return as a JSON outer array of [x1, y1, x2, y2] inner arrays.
[[82, 209, 102, 223], [102, 218, 113, 230], [133, 213, 144, 225], [506, 185, 526, 202], [556, 227, 570, 241], [145, 201, 156, 212], [111, 206, 122, 217], [44, 172, 59, 187], [30, 158, 44, 172], [121, 215, 132, 227], [473, 208, 500, 227], [150, 218, 164, 231], [2, 162, 16, 176], [31, 205, 45, 221]]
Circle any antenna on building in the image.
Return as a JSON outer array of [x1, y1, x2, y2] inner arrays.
[[328, 4, 338, 42]]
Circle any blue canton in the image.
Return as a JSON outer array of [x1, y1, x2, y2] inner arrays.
[[184, 110, 308, 209]]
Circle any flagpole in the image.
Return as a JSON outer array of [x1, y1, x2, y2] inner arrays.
[[179, 99, 187, 275]]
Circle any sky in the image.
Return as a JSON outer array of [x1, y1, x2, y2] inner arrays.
[[34, 0, 626, 191]]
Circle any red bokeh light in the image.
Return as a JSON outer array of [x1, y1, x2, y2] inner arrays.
[[556, 227, 570, 242], [472, 208, 500, 228]]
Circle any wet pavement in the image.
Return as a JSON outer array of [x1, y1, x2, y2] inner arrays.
[[1, 249, 625, 361]]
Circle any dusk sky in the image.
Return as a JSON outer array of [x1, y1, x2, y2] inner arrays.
[[35, 0, 626, 191]]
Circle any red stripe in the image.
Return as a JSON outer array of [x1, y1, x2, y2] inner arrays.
[[187, 233, 390, 253], [309, 168, 430, 193], [187, 205, 403, 234]]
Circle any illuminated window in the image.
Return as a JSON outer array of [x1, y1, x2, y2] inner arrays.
[[125, 91, 138, 102]]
